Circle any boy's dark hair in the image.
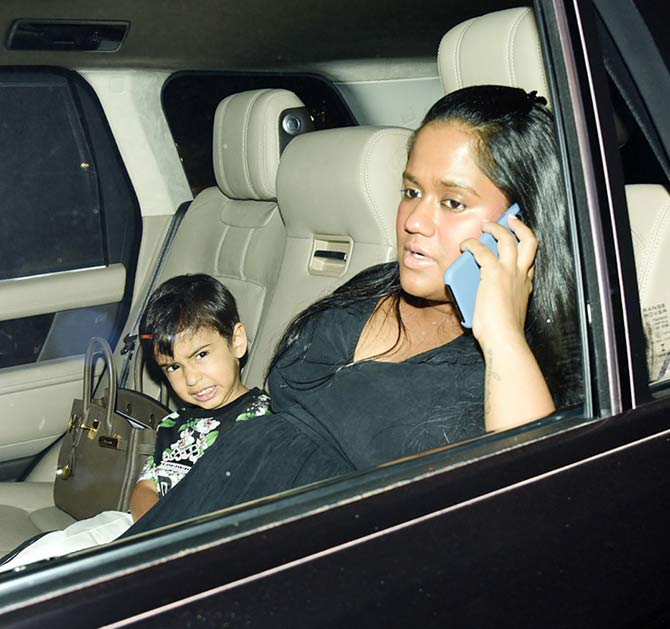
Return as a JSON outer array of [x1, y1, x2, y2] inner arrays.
[[139, 274, 240, 359]]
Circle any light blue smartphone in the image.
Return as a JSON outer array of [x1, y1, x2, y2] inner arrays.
[[443, 203, 521, 329]]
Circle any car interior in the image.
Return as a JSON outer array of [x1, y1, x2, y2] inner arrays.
[[0, 0, 667, 570]]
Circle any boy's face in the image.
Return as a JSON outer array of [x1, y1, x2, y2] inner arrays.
[[155, 324, 248, 410]]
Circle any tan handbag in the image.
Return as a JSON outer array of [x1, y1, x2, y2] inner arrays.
[[54, 337, 169, 520]]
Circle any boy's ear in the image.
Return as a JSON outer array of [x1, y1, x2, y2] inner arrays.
[[231, 323, 248, 359]]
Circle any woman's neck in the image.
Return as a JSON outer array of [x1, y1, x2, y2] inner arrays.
[[354, 294, 463, 363]]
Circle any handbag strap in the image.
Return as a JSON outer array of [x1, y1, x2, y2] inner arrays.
[[119, 200, 191, 389], [84, 337, 117, 433]]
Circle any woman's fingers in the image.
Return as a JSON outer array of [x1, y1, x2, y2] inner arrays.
[[463, 216, 540, 344], [469, 215, 537, 273], [459, 234, 498, 267], [508, 215, 538, 271], [481, 220, 518, 267]]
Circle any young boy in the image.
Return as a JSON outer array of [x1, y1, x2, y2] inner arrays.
[[0, 274, 269, 570], [130, 273, 270, 520]]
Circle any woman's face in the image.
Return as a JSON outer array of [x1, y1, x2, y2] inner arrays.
[[396, 121, 509, 304]]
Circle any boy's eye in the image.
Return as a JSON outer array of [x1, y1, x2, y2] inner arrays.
[[402, 187, 421, 200], [195, 350, 208, 360], [165, 364, 179, 374], [442, 198, 466, 212]]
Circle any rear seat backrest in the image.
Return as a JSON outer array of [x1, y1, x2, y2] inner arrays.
[[243, 125, 412, 386], [157, 88, 307, 357]]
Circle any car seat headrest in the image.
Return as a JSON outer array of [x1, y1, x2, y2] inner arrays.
[[438, 6, 551, 107], [276, 126, 412, 248], [213, 88, 312, 200]]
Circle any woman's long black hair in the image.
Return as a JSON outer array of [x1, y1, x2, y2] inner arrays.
[[268, 85, 581, 406]]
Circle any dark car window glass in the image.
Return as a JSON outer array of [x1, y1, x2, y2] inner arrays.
[[0, 74, 104, 279], [595, 6, 670, 390], [0, 68, 141, 367], [162, 73, 356, 195], [634, 0, 670, 69]]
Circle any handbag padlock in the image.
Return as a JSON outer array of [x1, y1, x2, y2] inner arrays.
[[56, 463, 72, 480]]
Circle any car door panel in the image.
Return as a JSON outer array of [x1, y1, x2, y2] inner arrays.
[[0, 264, 127, 469], [0, 357, 82, 465], [0, 264, 126, 321]]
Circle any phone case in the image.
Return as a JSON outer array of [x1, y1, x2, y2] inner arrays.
[[443, 203, 521, 329]]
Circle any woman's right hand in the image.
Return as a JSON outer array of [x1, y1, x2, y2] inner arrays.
[[459, 216, 554, 431], [462, 214, 536, 351]]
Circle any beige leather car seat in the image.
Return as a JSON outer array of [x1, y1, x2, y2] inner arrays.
[[0, 88, 309, 554], [243, 125, 412, 386]]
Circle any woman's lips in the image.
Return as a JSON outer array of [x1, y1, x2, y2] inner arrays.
[[402, 246, 436, 269]]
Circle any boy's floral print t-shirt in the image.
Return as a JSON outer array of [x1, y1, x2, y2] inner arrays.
[[137, 387, 271, 497]]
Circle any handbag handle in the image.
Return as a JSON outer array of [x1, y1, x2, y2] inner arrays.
[[83, 337, 117, 434]]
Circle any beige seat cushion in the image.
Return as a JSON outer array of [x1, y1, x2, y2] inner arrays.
[[0, 482, 75, 556]]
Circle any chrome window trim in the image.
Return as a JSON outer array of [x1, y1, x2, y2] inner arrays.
[[551, 0, 623, 414]]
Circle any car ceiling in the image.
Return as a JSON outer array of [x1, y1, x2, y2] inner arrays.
[[0, 0, 523, 71]]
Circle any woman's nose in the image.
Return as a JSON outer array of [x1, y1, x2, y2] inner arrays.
[[403, 197, 436, 236]]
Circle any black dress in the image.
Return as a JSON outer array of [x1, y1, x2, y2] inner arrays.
[[124, 298, 485, 536]]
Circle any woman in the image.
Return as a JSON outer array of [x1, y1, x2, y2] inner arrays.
[[124, 84, 580, 536]]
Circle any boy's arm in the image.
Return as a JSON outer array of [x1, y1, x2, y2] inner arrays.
[[130, 480, 160, 522]]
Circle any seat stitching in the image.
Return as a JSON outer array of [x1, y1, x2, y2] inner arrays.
[[258, 91, 282, 199], [216, 99, 232, 194], [639, 200, 670, 298], [242, 90, 265, 199], [238, 228, 254, 281], [259, 92, 273, 198], [454, 20, 475, 89], [507, 9, 529, 86], [361, 129, 410, 246], [214, 222, 231, 274]]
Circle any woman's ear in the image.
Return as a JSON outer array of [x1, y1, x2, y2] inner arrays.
[[231, 323, 248, 359]]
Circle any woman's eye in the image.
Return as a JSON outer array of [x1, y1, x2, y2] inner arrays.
[[402, 187, 421, 200], [442, 198, 466, 211]]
